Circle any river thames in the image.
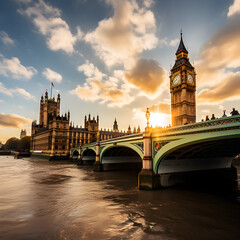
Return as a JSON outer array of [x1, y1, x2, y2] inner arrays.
[[0, 156, 239, 240]]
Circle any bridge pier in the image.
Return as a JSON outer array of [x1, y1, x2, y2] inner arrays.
[[138, 129, 159, 190], [77, 148, 82, 165], [93, 141, 103, 172], [69, 148, 73, 161]]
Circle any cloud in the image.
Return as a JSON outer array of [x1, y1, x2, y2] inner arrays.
[[77, 61, 106, 79], [84, 0, 158, 67], [18, 0, 32, 3], [195, 0, 240, 105], [18, 0, 82, 54], [124, 58, 168, 96], [197, 71, 240, 103], [0, 113, 32, 128], [42, 67, 62, 83], [196, 16, 240, 88], [159, 37, 179, 47], [12, 88, 37, 102], [70, 77, 134, 107], [72, 58, 168, 107], [0, 82, 13, 97], [0, 82, 37, 101], [133, 102, 170, 118], [0, 31, 15, 46], [0, 54, 37, 80], [70, 61, 134, 107], [143, 0, 154, 8], [228, 0, 240, 17]]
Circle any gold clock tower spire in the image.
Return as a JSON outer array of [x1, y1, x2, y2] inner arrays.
[[170, 32, 196, 127]]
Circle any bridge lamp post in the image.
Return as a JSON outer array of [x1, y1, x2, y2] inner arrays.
[[94, 131, 103, 172], [145, 108, 150, 131], [138, 108, 159, 190]]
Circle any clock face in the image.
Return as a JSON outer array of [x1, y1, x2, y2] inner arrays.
[[172, 74, 181, 86], [187, 74, 194, 84]]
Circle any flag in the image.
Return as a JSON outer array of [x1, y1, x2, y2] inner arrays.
[[51, 82, 55, 87]]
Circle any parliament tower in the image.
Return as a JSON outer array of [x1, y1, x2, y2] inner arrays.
[[170, 32, 196, 126]]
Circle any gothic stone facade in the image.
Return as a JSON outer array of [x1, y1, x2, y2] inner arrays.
[[31, 91, 131, 157], [170, 33, 196, 127]]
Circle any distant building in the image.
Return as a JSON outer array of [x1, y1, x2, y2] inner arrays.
[[127, 125, 132, 134], [31, 91, 135, 158], [0, 141, 2, 149], [20, 129, 27, 139], [113, 118, 119, 132]]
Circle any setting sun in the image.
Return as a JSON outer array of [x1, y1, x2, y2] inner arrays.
[[149, 113, 170, 127]]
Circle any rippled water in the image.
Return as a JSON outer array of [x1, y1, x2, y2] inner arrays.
[[0, 156, 240, 240]]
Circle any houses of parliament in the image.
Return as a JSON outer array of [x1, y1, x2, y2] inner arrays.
[[31, 91, 140, 158]]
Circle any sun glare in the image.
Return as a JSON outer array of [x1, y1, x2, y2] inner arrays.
[[149, 113, 169, 127]]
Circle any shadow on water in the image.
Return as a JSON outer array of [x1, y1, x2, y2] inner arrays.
[[97, 164, 240, 240], [38, 174, 72, 184]]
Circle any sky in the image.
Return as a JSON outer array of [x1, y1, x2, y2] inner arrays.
[[0, 0, 240, 143]]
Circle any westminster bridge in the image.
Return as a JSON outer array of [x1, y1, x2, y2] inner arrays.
[[70, 114, 240, 189]]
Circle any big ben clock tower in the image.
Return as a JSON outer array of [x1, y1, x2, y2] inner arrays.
[[170, 31, 196, 127]]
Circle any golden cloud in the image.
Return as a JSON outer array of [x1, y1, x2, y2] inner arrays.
[[125, 58, 167, 95], [84, 0, 157, 67], [196, 17, 240, 87], [70, 77, 134, 108], [101, 88, 124, 100], [0, 113, 32, 128], [197, 71, 240, 103], [228, 0, 240, 17]]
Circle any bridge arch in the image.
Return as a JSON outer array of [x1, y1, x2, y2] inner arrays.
[[81, 148, 96, 164], [153, 130, 240, 174], [72, 150, 79, 161], [81, 146, 96, 157], [100, 143, 143, 164]]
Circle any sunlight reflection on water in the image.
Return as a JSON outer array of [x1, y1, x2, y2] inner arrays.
[[0, 156, 239, 240]]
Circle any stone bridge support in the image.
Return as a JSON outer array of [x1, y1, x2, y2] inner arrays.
[[94, 134, 103, 172], [138, 129, 159, 190], [69, 147, 73, 160]]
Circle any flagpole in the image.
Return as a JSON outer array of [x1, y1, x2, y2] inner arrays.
[[51, 82, 52, 99]]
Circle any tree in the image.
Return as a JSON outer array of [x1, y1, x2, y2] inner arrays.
[[19, 136, 31, 150], [4, 137, 20, 150]]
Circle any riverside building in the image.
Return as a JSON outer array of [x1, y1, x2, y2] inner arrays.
[[31, 90, 137, 159]]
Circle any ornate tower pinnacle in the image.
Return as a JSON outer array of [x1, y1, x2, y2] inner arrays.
[[176, 30, 188, 55], [113, 118, 119, 132], [45, 89, 48, 99]]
